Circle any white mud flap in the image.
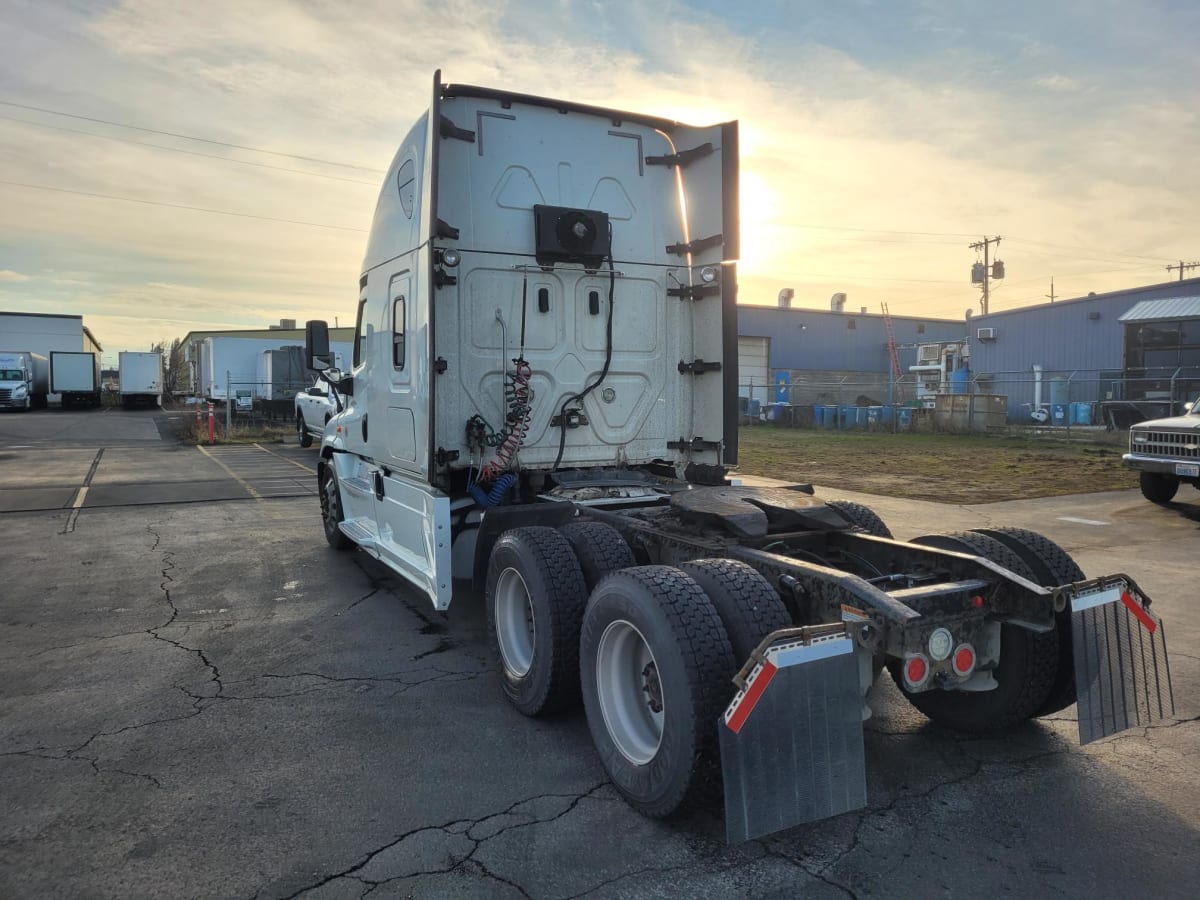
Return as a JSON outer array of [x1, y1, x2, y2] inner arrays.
[[1070, 578, 1175, 744], [719, 632, 866, 843]]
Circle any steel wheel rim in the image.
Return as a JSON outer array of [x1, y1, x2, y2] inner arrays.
[[495, 567, 536, 678], [321, 471, 339, 534], [595, 619, 664, 765]]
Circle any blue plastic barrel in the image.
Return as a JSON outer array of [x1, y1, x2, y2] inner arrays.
[[1071, 401, 1093, 425], [897, 408, 913, 430], [748, 399, 761, 418], [880, 405, 895, 424], [855, 407, 868, 426], [866, 406, 882, 425], [1051, 403, 1068, 426], [824, 405, 837, 429]]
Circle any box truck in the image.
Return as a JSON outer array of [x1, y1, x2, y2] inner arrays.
[[303, 72, 1174, 842], [0, 351, 49, 410], [50, 351, 101, 408], [118, 351, 164, 408]]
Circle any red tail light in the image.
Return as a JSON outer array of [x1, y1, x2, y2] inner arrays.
[[952, 644, 976, 677], [904, 655, 929, 688]]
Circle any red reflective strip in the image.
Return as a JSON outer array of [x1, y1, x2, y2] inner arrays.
[[726, 661, 778, 734], [1120, 591, 1157, 634]]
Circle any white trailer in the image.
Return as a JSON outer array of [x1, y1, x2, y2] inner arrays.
[[50, 351, 101, 408], [304, 72, 1174, 843], [0, 350, 49, 410], [118, 351, 164, 408]]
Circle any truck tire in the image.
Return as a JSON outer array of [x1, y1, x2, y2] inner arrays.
[[972, 527, 1084, 717], [297, 413, 313, 447], [896, 532, 1059, 733], [486, 527, 589, 716], [580, 566, 734, 818], [560, 521, 635, 591], [679, 558, 792, 665], [319, 463, 355, 551], [1139, 472, 1179, 504], [825, 500, 893, 538]]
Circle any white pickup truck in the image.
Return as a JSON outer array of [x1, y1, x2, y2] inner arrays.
[[1123, 396, 1200, 503], [294, 377, 340, 447]]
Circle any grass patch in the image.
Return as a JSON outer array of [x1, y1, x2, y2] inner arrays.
[[734, 427, 1136, 503], [178, 414, 293, 446]]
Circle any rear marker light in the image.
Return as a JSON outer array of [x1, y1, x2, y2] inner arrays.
[[971, 595, 984, 608], [904, 655, 929, 688], [952, 644, 976, 677]]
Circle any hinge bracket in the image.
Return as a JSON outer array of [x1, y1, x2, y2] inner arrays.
[[434, 268, 458, 288], [434, 357, 448, 374], [667, 437, 722, 452], [646, 142, 713, 168], [667, 282, 721, 301], [435, 447, 460, 465], [436, 218, 460, 239], [666, 233, 723, 256], [678, 359, 722, 375], [439, 116, 476, 143]]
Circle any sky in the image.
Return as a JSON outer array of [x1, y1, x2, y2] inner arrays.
[[1, 0, 1198, 362]]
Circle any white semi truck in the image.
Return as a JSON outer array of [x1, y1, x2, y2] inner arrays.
[[118, 351, 164, 408], [304, 72, 1174, 842], [50, 351, 101, 408], [0, 351, 49, 410]]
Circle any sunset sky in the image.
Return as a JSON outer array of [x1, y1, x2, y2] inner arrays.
[[2, 0, 1197, 362]]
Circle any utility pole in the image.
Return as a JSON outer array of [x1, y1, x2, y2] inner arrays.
[[1046, 277, 1056, 303], [969, 236, 1003, 315], [1166, 260, 1200, 281]]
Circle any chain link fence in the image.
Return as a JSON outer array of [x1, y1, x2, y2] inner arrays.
[[741, 366, 1200, 434]]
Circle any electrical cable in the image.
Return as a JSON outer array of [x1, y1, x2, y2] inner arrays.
[[0, 98, 385, 173], [553, 248, 616, 472], [0, 113, 379, 186], [0, 179, 368, 232]]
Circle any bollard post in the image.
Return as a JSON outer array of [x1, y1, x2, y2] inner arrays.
[[207, 402, 215, 445], [195, 404, 201, 436]]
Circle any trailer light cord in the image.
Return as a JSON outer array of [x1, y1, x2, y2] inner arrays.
[[553, 248, 615, 471]]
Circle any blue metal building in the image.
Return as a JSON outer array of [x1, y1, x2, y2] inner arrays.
[[737, 304, 967, 374], [968, 277, 1200, 421]]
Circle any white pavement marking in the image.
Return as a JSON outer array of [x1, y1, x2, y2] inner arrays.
[[1057, 516, 1110, 526], [72, 486, 89, 509]]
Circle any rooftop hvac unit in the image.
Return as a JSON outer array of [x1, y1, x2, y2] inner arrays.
[[830, 292, 847, 312], [977, 327, 996, 341], [778, 288, 794, 308]]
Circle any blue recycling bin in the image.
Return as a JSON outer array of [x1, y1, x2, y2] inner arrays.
[[1051, 403, 1068, 426], [897, 408, 913, 431]]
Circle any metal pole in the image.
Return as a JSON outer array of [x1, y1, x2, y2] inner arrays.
[[225, 371, 232, 435], [207, 402, 215, 445]]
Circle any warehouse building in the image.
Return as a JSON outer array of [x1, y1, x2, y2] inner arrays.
[[737, 294, 967, 407], [0, 311, 104, 405], [180, 320, 356, 401], [967, 277, 1200, 424]]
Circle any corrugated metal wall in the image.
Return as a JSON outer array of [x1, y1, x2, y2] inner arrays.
[[969, 278, 1200, 420], [737, 305, 967, 373]]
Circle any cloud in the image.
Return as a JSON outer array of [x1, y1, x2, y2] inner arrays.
[[0, 269, 31, 282], [0, 0, 1195, 344]]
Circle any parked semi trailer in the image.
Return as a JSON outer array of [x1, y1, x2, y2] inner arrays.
[[303, 72, 1174, 842], [118, 351, 163, 408], [0, 350, 49, 410], [50, 351, 101, 408]]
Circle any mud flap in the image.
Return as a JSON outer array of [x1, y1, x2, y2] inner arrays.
[[719, 633, 866, 843], [1071, 579, 1175, 744]]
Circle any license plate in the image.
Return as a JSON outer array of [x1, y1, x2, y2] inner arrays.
[[1176, 463, 1199, 477]]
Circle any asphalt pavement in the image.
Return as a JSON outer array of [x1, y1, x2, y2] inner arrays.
[[1, 409, 1197, 898]]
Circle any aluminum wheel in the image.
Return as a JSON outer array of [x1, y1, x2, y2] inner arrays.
[[595, 619, 664, 765], [494, 567, 537, 678]]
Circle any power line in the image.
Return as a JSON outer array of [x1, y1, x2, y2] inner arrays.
[[0, 98, 385, 174], [0, 114, 379, 186], [1166, 260, 1200, 281], [1005, 236, 1168, 266], [782, 223, 980, 238], [0, 179, 368, 232]]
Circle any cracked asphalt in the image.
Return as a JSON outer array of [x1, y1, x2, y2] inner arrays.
[[2, 411, 1198, 899]]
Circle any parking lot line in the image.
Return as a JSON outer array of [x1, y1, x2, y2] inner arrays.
[[253, 442, 317, 474], [196, 445, 263, 501]]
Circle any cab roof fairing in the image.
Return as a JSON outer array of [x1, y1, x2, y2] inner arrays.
[[362, 110, 430, 276]]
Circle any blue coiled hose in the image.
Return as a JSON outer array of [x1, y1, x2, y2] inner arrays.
[[469, 472, 517, 508]]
